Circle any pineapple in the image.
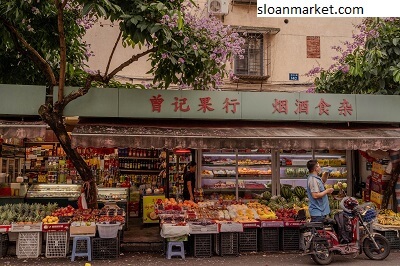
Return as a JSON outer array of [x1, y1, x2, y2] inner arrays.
[[4, 210, 15, 225], [0, 212, 6, 225]]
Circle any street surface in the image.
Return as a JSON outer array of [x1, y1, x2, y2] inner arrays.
[[1, 250, 400, 266]]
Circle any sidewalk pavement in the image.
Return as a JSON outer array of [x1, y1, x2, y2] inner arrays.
[[1, 250, 400, 266]]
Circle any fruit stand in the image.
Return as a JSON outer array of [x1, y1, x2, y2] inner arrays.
[[0, 203, 125, 259]]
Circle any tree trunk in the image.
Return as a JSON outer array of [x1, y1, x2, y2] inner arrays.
[[382, 163, 400, 209], [39, 104, 98, 209]]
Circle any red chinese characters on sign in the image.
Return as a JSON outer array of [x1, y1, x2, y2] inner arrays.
[[316, 98, 331, 115], [294, 99, 309, 114], [150, 94, 164, 113], [223, 98, 240, 114], [272, 99, 288, 114], [198, 97, 215, 113], [171, 97, 190, 112], [338, 99, 353, 116]]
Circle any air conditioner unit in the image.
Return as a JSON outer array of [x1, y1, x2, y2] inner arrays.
[[208, 0, 229, 15]]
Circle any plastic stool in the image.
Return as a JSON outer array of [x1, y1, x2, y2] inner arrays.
[[71, 236, 92, 261], [166, 241, 185, 259]]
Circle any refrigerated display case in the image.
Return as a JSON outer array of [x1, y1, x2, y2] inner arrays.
[[0, 143, 24, 183], [25, 183, 81, 207], [278, 150, 348, 190], [200, 149, 272, 201], [97, 187, 129, 227]]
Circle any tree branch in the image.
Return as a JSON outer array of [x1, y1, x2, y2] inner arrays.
[[54, 72, 103, 112], [62, 0, 68, 9], [105, 31, 122, 77], [0, 16, 57, 86], [56, 0, 67, 102], [106, 47, 157, 81]]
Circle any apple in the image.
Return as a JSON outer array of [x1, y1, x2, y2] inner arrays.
[[334, 184, 339, 190], [342, 182, 348, 189]]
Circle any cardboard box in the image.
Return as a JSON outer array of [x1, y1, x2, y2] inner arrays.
[[372, 162, 388, 175], [218, 222, 243, 232], [189, 223, 219, 234], [372, 171, 392, 183], [370, 190, 384, 205], [11, 222, 42, 232], [70, 222, 96, 236], [241, 221, 261, 228], [260, 220, 284, 228], [370, 179, 388, 193]]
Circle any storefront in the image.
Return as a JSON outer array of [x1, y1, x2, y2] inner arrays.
[[1, 85, 400, 257]]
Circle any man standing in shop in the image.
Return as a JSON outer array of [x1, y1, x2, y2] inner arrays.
[[306, 159, 334, 222], [183, 161, 197, 201]]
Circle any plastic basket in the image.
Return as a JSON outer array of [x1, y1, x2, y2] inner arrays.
[[97, 222, 121, 239], [281, 228, 300, 251], [0, 233, 8, 258], [92, 237, 119, 260], [45, 231, 68, 258], [258, 227, 280, 252], [239, 228, 257, 252], [375, 230, 400, 249], [192, 234, 212, 258], [16, 232, 41, 258], [214, 232, 239, 256]]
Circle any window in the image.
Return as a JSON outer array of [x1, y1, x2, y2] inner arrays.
[[235, 33, 263, 76]]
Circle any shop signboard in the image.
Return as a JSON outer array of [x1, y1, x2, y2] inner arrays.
[[142, 194, 165, 224], [2, 85, 400, 123]]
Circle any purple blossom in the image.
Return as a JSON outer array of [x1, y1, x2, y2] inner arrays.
[[306, 87, 316, 93], [162, 53, 168, 59], [178, 58, 185, 64], [31, 7, 40, 15]]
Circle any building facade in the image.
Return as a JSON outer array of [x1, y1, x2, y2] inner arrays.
[[83, 1, 363, 91]]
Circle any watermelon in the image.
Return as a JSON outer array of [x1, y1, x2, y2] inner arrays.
[[281, 186, 293, 200], [293, 186, 307, 200], [262, 191, 272, 201], [277, 196, 287, 205]]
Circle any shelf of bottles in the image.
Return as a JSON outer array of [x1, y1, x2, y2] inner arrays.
[[279, 150, 347, 188], [117, 148, 162, 187], [201, 149, 272, 201], [168, 151, 192, 198], [25, 144, 119, 185]]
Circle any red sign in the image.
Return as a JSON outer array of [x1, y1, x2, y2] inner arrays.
[[42, 223, 70, 232]]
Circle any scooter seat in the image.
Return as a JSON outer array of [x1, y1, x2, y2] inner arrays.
[[323, 217, 337, 226]]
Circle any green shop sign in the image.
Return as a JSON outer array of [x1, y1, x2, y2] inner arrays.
[[1, 85, 399, 123]]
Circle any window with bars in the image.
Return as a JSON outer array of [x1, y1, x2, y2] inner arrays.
[[234, 33, 263, 76]]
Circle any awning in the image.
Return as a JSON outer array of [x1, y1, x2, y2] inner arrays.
[[70, 119, 400, 150]]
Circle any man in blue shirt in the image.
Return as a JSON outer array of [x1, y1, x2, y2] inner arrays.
[[306, 159, 334, 222]]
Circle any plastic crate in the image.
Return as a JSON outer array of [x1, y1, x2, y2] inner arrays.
[[258, 227, 280, 252], [0, 233, 8, 258], [239, 228, 257, 252], [97, 223, 120, 238], [281, 228, 300, 251], [92, 237, 119, 260], [375, 230, 400, 249], [191, 234, 212, 258], [16, 232, 41, 258], [45, 231, 68, 258], [214, 232, 239, 256]]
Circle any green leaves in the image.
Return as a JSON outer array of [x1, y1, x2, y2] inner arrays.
[[313, 18, 400, 95]]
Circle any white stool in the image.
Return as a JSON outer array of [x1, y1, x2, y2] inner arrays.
[[166, 241, 185, 259]]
